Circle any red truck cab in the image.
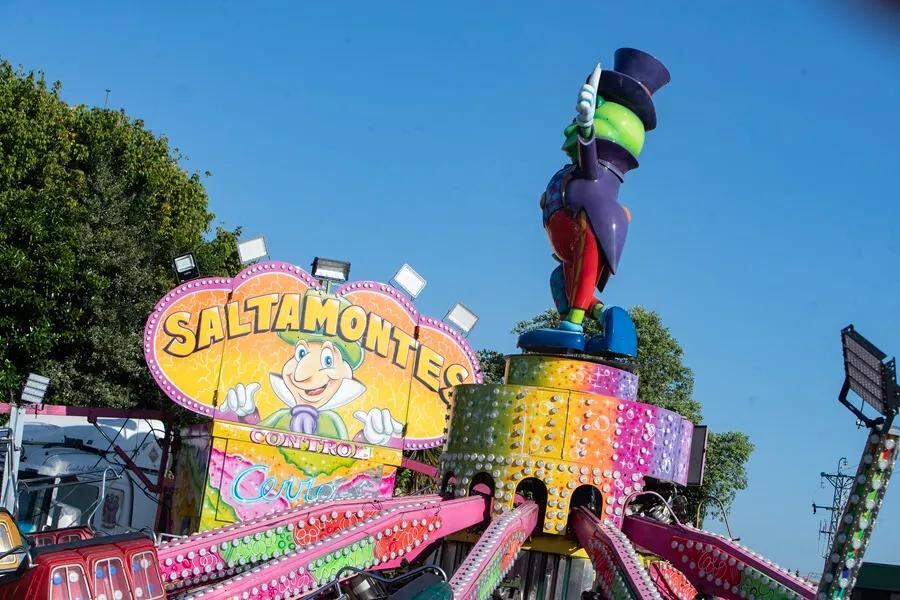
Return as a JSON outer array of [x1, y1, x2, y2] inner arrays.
[[0, 511, 164, 600]]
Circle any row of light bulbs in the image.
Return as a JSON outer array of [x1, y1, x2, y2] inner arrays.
[[818, 432, 897, 600]]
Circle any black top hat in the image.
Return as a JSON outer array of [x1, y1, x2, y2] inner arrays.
[[594, 48, 670, 131]]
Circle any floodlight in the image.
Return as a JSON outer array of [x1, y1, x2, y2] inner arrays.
[[311, 257, 351, 283], [173, 252, 200, 283], [21, 372, 49, 405], [686, 425, 708, 487], [392, 264, 427, 299], [445, 303, 478, 336], [237, 236, 268, 264], [839, 325, 899, 427]]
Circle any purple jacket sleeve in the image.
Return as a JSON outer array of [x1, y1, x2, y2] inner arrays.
[[576, 136, 601, 180]]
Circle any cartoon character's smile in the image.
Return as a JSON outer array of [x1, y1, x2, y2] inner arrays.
[[280, 340, 354, 407]]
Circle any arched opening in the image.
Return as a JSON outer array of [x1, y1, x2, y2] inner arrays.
[[440, 472, 457, 499], [469, 473, 495, 524], [514, 478, 548, 531], [469, 472, 495, 498], [566, 484, 603, 532]]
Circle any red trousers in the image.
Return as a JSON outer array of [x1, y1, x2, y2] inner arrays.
[[546, 210, 608, 312]]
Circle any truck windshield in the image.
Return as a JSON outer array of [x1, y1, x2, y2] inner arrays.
[[16, 470, 49, 533], [50, 477, 100, 529]]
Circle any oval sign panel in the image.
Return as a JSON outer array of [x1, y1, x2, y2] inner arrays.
[[144, 261, 482, 449]]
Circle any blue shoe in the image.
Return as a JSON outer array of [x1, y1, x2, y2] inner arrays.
[[518, 327, 586, 354], [558, 319, 583, 332], [584, 306, 637, 358]]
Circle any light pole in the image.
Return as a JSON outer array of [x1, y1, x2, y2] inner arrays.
[[817, 326, 900, 599], [0, 373, 50, 514]]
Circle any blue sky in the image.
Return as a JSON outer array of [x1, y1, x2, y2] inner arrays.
[[3, 0, 899, 575]]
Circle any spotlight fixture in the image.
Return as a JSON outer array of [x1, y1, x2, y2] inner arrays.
[[839, 325, 899, 428], [237, 236, 269, 264], [392, 264, 427, 299], [173, 252, 200, 283], [311, 257, 351, 284], [21, 373, 50, 405], [445, 303, 479, 336]]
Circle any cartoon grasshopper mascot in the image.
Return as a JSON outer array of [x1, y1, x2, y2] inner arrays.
[[223, 297, 404, 447], [519, 48, 670, 357]]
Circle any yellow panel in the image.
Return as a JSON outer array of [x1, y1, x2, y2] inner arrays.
[[146, 264, 481, 452], [521, 388, 569, 459], [0, 511, 24, 571]]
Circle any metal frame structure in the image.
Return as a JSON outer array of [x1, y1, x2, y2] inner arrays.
[[812, 458, 855, 561], [838, 325, 900, 430], [818, 326, 900, 599]]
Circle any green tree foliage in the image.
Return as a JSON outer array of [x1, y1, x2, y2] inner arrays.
[[475, 349, 506, 385], [683, 430, 753, 524], [0, 60, 240, 412], [502, 306, 753, 521]]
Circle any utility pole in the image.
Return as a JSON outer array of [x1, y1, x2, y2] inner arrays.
[[812, 457, 855, 560]]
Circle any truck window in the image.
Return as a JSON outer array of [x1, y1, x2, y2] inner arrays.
[[50, 564, 90, 600], [130, 551, 163, 599], [16, 471, 51, 533], [95, 557, 132, 600], [52, 480, 100, 529]]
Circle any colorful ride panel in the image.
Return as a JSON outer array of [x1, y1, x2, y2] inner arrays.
[[573, 507, 660, 599], [448, 501, 539, 599], [178, 495, 488, 600], [642, 558, 699, 600], [174, 419, 402, 532], [442, 354, 697, 533], [622, 514, 817, 600], [159, 494, 440, 594], [817, 428, 898, 599]]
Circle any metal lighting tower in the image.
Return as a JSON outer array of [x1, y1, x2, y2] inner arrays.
[[817, 325, 900, 600], [0, 373, 50, 514], [812, 458, 855, 560]]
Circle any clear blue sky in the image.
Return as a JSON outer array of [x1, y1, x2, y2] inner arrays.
[[3, 0, 899, 575]]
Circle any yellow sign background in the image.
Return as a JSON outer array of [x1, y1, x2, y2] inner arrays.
[[144, 262, 481, 449]]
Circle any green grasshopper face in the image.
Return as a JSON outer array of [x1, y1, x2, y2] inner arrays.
[[563, 98, 646, 162]]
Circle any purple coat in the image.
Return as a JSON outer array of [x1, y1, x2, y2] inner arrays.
[[543, 137, 638, 280]]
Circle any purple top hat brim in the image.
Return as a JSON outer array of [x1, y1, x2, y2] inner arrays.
[[597, 70, 659, 131]]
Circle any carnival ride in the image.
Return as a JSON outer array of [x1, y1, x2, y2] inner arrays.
[[1, 344, 865, 600], [0, 48, 897, 600]]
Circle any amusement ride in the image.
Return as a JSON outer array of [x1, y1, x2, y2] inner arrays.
[[0, 48, 895, 600]]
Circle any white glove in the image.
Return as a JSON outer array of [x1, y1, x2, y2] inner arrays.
[[225, 382, 259, 417], [576, 63, 603, 131], [353, 408, 403, 446]]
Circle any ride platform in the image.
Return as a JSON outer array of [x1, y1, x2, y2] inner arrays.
[[440, 353, 702, 535]]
